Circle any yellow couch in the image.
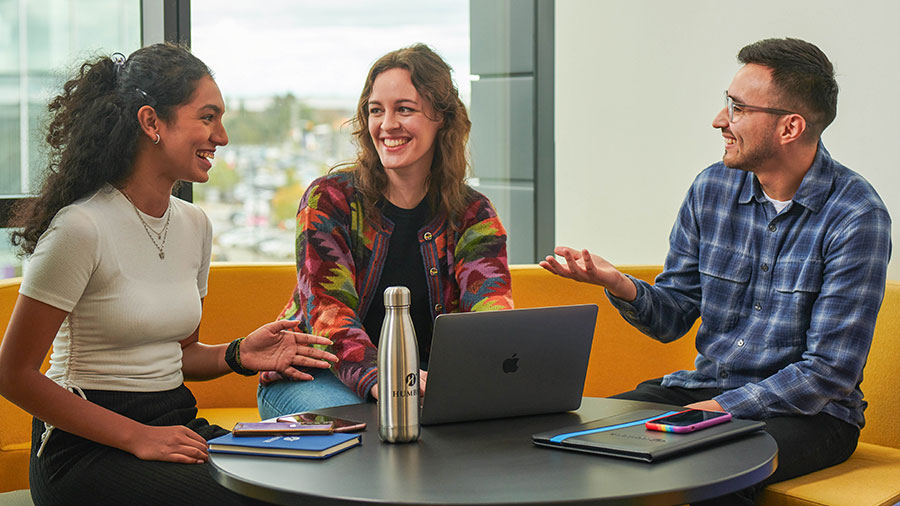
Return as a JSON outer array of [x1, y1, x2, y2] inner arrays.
[[1, 263, 898, 505]]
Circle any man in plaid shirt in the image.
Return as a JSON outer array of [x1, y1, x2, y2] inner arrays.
[[542, 38, 890, 505]]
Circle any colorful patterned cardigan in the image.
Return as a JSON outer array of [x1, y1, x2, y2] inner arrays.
[[276, 171, 514, 399]]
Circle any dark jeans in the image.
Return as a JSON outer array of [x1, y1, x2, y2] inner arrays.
[[611, 378, 860, 506], [29, 385, 274, 506]]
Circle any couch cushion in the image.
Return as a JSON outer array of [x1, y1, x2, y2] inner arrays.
[[196, 407, 260, 430], [758, 442, 900, 506], [0, 450, 28, 494], [185, 263, 297, 410], [0, 282, 44, 458], [859, 281, 900, 449], [509, 265, 698, 397]]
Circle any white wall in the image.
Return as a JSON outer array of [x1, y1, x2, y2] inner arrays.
[[555, 0, 900, 279]]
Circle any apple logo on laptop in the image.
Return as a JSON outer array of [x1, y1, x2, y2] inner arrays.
[[502, 353, 519, 373]]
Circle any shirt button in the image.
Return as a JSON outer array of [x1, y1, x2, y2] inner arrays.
[[423, 232, 433, 241], [434, 303, 443, 313], [754, 302, 762, 311], [737, 339, 745, 347], [720, 370, 729, 379], [429, 267, 439, 276], [768, 224, 777, 232], [761, 263, 769, 272]]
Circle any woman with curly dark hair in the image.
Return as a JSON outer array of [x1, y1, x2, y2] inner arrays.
[[0, 43, 336, 506], [257, 43, 514, 419]]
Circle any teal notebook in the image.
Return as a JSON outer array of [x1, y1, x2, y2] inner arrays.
[[208, 432, 361, 460]]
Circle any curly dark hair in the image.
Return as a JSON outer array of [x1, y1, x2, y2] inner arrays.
[[10, 43, 212, 256], [342, 43, 472, 226]]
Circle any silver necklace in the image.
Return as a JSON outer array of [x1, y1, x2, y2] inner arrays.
[[122, 192, 171, 259]]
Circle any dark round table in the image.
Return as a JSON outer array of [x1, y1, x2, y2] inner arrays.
[[210, 397, 777, 505]]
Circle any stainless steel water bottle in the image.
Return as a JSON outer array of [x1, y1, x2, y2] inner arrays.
[[377, 286, 420, 443]]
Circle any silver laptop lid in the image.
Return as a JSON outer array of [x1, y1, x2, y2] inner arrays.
[[420, 304, 598, 425]]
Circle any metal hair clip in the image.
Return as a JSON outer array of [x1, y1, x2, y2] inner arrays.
[[134, 87, 157, 107], [111, 52, 126, 77]]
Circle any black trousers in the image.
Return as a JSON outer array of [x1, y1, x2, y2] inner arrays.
[[29, 385, 274, 506], [611, 378, 860, 506]]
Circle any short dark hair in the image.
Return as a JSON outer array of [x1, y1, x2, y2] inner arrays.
[[738, 38, 837, 138]]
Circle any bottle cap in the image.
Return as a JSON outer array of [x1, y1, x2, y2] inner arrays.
[[384, 286, 410, 307]]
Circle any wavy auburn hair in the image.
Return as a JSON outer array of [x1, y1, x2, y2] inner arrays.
[[344, 43, 472, 225]]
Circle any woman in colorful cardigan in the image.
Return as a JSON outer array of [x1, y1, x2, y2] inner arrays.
[[257, 44, 514, 418]]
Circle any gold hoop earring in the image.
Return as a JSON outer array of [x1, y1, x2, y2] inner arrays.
[[153, 133, 160, 145]]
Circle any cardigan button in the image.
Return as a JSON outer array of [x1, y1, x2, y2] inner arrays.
[[429, 267, 439, 276], [423, 232, 433, 241], [434, 303, 443, 313]]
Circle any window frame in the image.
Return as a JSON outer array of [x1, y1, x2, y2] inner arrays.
[[1, 0, 554, 263], [0, 0, 191, 228]]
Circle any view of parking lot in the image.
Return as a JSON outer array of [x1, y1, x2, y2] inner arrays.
[[195, 115, 355, 262], [190, 0, 468, 263], [0, 1, 468, 276]]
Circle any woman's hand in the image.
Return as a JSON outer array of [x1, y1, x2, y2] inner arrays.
[[418, 369, 428, 397], [239, 320, 338, 381], [127, 424, 209, 464]]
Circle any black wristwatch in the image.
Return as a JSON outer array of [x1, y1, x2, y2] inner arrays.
[[225, 337, 256, 376]]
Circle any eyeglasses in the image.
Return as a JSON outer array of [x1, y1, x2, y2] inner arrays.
[[724, 91, 802, 123]]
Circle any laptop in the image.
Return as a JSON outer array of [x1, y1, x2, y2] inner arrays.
[[420, 304, 598, 425]]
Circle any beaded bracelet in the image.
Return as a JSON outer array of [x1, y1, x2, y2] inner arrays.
[[225, 337, 256, 376]]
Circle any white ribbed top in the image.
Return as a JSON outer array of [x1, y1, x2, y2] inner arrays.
[[20, 185, 212, 392]]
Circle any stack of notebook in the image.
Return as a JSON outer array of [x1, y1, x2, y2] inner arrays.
[[208, 432, 361, 460]]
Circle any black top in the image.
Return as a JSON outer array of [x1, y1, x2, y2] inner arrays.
[[363, 196, 434, 368]]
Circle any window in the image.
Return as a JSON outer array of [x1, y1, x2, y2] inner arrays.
[[190, 0, 471, 262], [0, 0, 141, 277], [0, 0, 553, 277]]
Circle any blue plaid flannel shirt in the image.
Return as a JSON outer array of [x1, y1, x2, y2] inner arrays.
[[608, 143, 891, 428]]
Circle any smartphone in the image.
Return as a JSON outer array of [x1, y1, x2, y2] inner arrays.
[[276, 413, 367, 433], [231, 421, 334, 436], [644, 409, 732, 433]]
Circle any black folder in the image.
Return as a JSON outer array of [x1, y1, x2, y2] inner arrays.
[[532, 409, 766, 462]]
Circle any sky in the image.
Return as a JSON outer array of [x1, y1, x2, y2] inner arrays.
[[190, 0, 470, 107]]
